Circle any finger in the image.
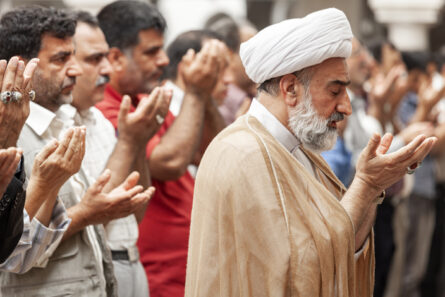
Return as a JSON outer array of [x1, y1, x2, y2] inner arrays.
[[90, 169, 112, 195], [376, 133, 393, 155], [388, 134, 426, 163], [3, 148, 20, 174], [2, 57, 19, 91], [135, 88, 160, 118], [23, 58, 39, 90], [125, 184, 144, 198], [402, 137, 437, 168], [14, 60, 25, 91], [362, 133, 381, 159], [79, 127, 86, 160], [120, 171, 140, 191], [159, 88, 173, 117], [181, 49, 195, 67], [118, 95, 132, 123], [35, 139, 59, 162], [130, 190, 152, 208], [6, 150, 22, 175], [55, 128, 75, 156], [0, 60, 7, 87], [64, 128, 82, 160]]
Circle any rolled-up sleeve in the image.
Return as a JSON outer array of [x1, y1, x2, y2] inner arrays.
[[0, 197, 70, 273]]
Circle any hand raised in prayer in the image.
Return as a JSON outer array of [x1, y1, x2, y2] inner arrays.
[[0, 147, 22, 197], [353, 132, 436, 198], [77, 170, 154, 225], [118, 87, 172, 146], [0, 57, 39, 148], [180, 39, 227, 99], [417, 77, 445, 112], [28, 127, 86, 196]]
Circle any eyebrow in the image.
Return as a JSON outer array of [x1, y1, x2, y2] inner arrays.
[[49, 51, 73, 61], [328, 79, 351, 87]]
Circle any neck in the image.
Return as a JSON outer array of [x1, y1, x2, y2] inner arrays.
[[35, 99, 60, 113], [257, 92, 290, 130]]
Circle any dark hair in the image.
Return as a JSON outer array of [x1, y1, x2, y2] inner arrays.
[[97, 0, 166, 50], [74, 10, 99, 27], [401, 51, 429, 72], [0, 5, 76, 60], [204, 12, 240, 53], [162, 30, 225, 80], [367, 39, 397, 64]]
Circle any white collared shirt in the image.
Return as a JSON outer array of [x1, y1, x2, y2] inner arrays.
[[59, 104, 139, 252]]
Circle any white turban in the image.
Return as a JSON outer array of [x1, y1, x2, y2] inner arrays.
[[240, 8, 353, 84]]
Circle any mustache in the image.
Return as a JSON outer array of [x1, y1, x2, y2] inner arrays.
[[328, 112, 345, 122], [95, 75, 110, 87], [62, 77, 76, 88]]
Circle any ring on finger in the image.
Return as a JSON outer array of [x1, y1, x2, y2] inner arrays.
[[155, 114, 164, 125], [28, 90, 36, 101], [0, 91, 12, 104], [12, 91, 22, 102]]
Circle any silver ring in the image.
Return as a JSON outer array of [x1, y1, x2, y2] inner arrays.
[[155, 114, 164, 125], [29, 90, 36, 101], [12, 91, 22, 102], [0, 91, 12, 104]]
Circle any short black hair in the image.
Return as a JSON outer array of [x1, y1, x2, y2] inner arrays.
[[367, 39, 397, 64], [401, 51, 429, 72], [204, 12, 240, 53], [74, 10, 99, 28], [162, 30, 225, 80], [0, 5, 76, 60], [97, 0, 166, 50]]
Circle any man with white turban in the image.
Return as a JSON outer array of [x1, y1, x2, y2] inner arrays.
[[185, 8, 436, 297]]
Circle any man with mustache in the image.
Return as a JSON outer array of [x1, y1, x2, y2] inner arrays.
[[185, 8, 437, 297], [65, 11, 170, 297], [0, 6, 155, 296]]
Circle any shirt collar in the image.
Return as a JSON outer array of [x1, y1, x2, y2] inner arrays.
[[59, 104, 96, 126], [247, 99, 300, 152], [26, 101, 57, 136], [164, 80, 184, 117]]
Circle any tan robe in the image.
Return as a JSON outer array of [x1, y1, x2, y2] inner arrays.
[[185, 115, 374, 297]]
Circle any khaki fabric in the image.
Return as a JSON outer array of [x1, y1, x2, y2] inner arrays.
[[185, 115, 374, 297]]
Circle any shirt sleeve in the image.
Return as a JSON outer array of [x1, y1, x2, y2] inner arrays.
[[0, 197, 71, 273]]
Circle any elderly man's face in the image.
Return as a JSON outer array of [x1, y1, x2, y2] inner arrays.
[[121, 28, 169, 96], [72, 22, 112, 111], [32, 34, 83, 112], [288, 58, 351, 152]]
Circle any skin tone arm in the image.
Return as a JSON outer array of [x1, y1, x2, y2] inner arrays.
[[0, 148, 22, 197], [341, 133, 436, 250], [149, 40, 227, 181]]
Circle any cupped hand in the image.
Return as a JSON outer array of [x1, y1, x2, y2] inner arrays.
[[0, 147, 22, 197], [354, 132, 437, 197], [78, 170, 154, 225], [180, 39, 227, 99], [0, 57, 39, 148], [118, 86, 172, 146], [29, 127, 86, 193]]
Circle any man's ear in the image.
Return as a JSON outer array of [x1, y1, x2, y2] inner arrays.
[[279, 74, 303, 107], [107, 47, 127, 73]]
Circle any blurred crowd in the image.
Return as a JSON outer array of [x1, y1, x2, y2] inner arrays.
[[0, 1, 443, 297]]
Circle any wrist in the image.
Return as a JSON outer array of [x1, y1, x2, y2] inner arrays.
[[349, 175, 382, 204]]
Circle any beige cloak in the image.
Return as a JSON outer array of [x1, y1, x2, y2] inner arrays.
[[185, 115, 374, 297]]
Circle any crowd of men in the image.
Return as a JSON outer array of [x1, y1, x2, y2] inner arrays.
[[0, 1, 443, 297]]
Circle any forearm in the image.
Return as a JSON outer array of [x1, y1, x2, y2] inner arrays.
[[340, 177, 379, 251], [62, 203, 90, 241], [134, 150, 151, 222], [150, 93, 206, 180], [24, 181, 58, 225], [102, 139, 143, 193], [198, 98, 226, 161], [410, 105, 430, 123]]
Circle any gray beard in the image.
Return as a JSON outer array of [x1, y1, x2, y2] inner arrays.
[[288, 93, 339, 153]]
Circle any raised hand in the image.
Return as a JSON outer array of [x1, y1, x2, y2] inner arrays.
[[0, 57, 39, 148], [0, 147, 22, 197], [180, 39, 227, 99], [118, 87, 172, 146], [354, 133, 436, 197], [77, 170, 154, 225]]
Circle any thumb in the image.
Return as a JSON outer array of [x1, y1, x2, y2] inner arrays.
[[91, 169, 112, 194], [363, 133, 381, 159], [120, 171, 140, 191], [118, 95, 131, 123]]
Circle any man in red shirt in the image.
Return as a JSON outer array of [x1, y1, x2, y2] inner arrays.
[[96, 1, 227, 297]]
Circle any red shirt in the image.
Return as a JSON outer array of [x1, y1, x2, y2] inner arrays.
[[97, 84, 195, 297]]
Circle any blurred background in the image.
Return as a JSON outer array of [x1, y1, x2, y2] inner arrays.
[[2, 0, 445, 53]]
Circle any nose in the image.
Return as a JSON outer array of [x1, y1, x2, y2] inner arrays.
[[100, 56, 112, 76], [67, 56, 83, 77], [156, 49, 169, 67], [337, 91, 352, 116]]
